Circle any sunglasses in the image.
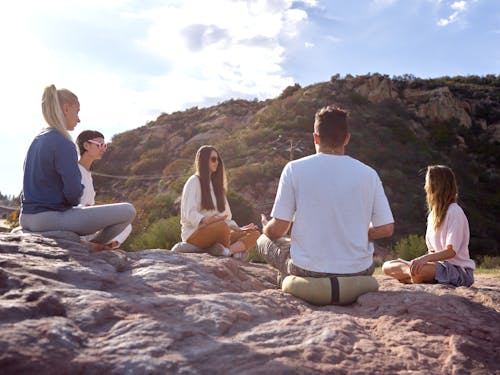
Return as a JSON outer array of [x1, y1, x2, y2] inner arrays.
[[87, 139, 108, 151], [210, 156, 219, 163]]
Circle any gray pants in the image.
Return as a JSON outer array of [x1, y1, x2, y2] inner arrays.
[[20, 203, 136, 245], [256, 234, 375, 284]]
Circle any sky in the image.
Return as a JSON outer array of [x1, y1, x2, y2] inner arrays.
[[0, 0, 499, 197]]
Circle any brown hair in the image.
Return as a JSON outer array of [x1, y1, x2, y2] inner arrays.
[[425, 165, 458, 231], [195, 145, 227, 212], [76, 130, 104, 156], [313, 105, 349, 148]]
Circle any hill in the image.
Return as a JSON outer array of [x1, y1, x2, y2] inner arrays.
[[92, 74, 500, 257]]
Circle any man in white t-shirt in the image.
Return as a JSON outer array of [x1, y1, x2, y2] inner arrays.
[[257, 105, 394, 284]]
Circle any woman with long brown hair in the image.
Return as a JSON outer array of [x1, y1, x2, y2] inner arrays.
[[382, 165, 475, 286], [180, 145, 259, 259]]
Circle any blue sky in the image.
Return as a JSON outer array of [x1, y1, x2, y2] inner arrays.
[[0, 0, 499, 197]]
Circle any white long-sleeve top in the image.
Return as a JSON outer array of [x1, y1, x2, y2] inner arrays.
[[78, 164, 96, 206], [180, 174, 237, 241]]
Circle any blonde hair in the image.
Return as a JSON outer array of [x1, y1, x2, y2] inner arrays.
[[41, 85, 78, 141], [425, 165, 458, 231]]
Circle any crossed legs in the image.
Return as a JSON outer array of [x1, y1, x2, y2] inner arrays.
[[187, 221, 259, 254], [382, 260, 436, 284]]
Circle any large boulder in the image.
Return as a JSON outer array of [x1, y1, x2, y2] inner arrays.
[[403, 86, 472, 128], [351, 75, 400, 103], [0, 233, 498, 374]]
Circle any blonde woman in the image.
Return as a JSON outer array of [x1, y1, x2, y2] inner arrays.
[[20, 85, 136, 250], [383, 165, 475, 286], [180, 145, 260, 259]]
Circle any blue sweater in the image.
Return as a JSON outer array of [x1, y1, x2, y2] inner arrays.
[[21, 129, 83, 214]]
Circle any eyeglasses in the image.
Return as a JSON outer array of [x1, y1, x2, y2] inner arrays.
[[210, 156, 219, 163], [87, 139, 108, 151]]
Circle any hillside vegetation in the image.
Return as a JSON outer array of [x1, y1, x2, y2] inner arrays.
[[92, 74, 500, 258]]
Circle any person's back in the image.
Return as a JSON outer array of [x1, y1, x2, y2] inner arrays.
[[282, 153, 387, 273], [258, 104, 394, 280], [22, 128, 82, 214]]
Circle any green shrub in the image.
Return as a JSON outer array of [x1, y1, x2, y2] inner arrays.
[[279, 83, 301, 99], [392, 234, 427, 261], [350, 92, 370, 106], [227, 191, 259, 226], [247, 247, 266, 263], [429, 120, 457, 149], [128, 216, 181, 251], [479, 256, 500, 269]]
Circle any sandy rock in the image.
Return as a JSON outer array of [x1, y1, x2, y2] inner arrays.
[[352, 75, 399, 103], [0, 233, 499, 374], [403, 87, 472, 128], [185, 128, 229, 145]]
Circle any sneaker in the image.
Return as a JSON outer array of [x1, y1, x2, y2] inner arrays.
[[232, 251, 249, 261], [205, 243, 231, 257]]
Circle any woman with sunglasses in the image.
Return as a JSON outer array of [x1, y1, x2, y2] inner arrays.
[[76, 130, 132, 249], [19, 85, 136, 250], [180, 145, 260, 259]]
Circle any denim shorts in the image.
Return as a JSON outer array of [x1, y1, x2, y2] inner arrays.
[[435, 261, 474, 287]]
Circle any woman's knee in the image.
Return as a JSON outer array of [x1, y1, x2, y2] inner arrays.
[[381, 261, 394, 275], [123, 203, 136, 221], [208, 220, 230, 235]]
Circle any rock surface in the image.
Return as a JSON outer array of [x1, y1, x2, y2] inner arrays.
[[1, 233, 499, 374], [403, 86, 472, 128]]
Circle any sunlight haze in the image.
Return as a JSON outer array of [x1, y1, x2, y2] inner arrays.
[[0, 0, 498, 197]]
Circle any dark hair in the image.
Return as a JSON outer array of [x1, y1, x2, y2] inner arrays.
[[313, 105, 349, 148], [195, 145, 227, 212], [76, 130, 104, 155]]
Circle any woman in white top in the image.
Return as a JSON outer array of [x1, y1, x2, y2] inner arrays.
[[76, 130, 132, 249], [180, 145, 259, 259], [383, 165, 475, 286]]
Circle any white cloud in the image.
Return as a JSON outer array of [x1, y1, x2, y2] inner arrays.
[[0, 0, 316, 136], [451, 1, 467, 11], [326, 35, 342, 44], [300, 0, 318, 6], [305, 42, 315, 48], [437, 0, 468, 27], [0, 0, 317, 196]]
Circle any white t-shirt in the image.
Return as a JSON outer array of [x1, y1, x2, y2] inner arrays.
[[78, 164, 96, 206], [271, 153, 394, 274], [180, 175, 237, 241], [426, 203, 475, 269]]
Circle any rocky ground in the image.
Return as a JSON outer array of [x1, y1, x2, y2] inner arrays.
[[0, 232, 499, 374]]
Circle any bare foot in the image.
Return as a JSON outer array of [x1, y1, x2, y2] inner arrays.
[[398, 277, 412, 284], [81, 239, 113, 251], [107, 241, 120, 249]]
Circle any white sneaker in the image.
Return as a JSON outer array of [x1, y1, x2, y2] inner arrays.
[[206, 243, 232, 257], [232, 251, 249, 261]]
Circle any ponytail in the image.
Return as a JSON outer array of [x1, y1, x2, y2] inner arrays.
[[41, 84, 77, 141]]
